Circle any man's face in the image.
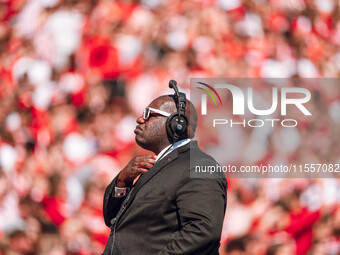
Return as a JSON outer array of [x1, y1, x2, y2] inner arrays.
[[134, 97, 174, 153]]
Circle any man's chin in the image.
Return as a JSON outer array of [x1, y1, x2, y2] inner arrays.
[[135, 136, 149, 149]]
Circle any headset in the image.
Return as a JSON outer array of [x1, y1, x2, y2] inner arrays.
[[166, 80, 188, 143]]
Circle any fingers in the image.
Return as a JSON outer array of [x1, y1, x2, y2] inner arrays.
[[137, 161, 154, 169], [134, 155, 157, 168], [120, 155, 157, 184], [129, 166, 149, 177], [137, 168, 148, 174], [137, 155, 157, 163]]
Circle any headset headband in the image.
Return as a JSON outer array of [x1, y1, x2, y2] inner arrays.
[[168, 80, 187, 143]]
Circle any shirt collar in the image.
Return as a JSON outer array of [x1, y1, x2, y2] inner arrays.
[[156, 138, 191, 162]]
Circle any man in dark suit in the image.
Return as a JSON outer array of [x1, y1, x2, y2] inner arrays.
[[102, 93, 227, 255]]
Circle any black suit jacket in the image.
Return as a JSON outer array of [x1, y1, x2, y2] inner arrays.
[[102, 141, 227, 255]]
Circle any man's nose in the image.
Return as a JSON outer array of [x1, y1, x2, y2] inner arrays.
[[137, 116, 145, 124]]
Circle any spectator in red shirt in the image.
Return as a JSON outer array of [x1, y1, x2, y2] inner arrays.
[[283, 190, 321, 255]]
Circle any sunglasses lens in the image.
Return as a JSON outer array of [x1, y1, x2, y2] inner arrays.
[[143, 108, 150, 120]]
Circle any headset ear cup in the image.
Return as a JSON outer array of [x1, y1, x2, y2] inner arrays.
[[175, 115, 188, 134], [179, 115, 188, 134], [166, 113, 176, 138], [166, 113, 188, 141]]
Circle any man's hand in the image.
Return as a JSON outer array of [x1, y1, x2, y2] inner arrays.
[[117, 155, 157, 187]]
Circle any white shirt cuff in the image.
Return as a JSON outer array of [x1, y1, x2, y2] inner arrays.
[[114, 187, 127, 198]]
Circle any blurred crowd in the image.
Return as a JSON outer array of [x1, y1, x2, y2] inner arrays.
[[0, 0, 339, 254]]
